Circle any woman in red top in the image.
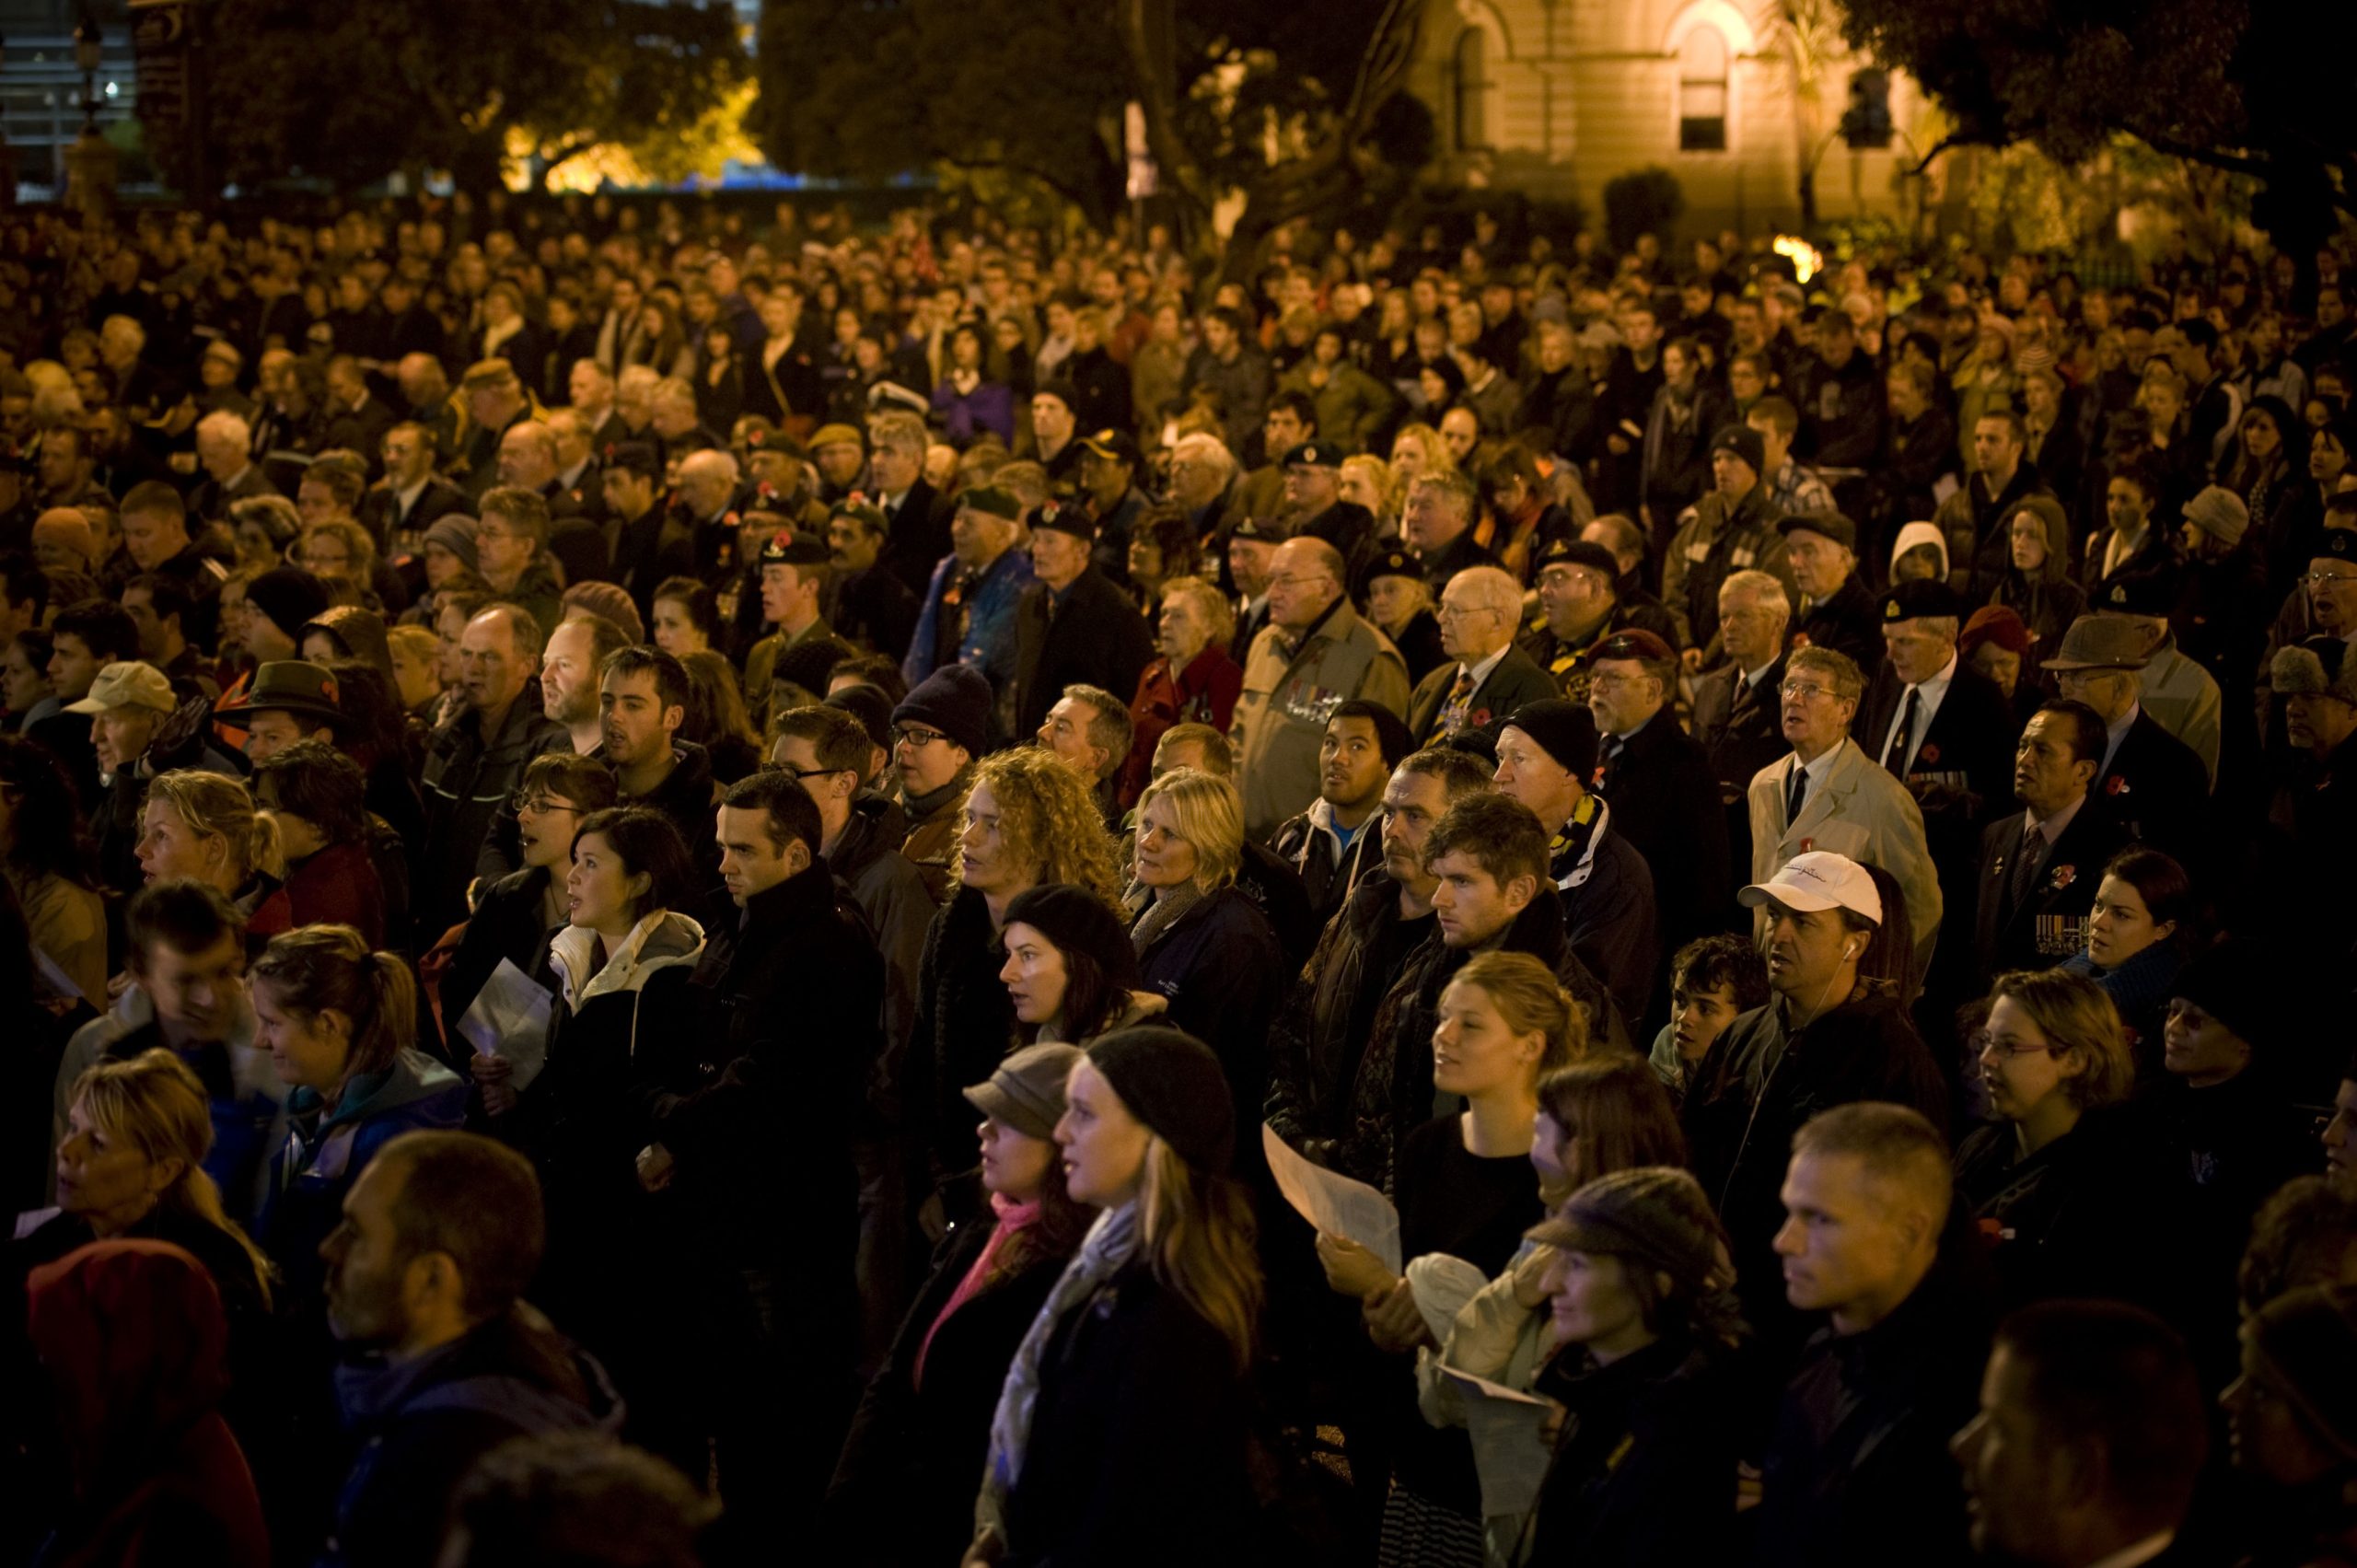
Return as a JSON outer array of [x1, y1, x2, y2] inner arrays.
[[1120, 575, 1242, 807]]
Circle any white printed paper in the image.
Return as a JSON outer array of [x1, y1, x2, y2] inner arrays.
[[456, 958, 554, 1094], [1260, 1123, 1402, 1276], [1439, 1365, 1557, 1517]]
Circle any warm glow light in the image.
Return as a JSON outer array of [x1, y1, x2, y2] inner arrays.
[[1773, 234, 1823, 285]]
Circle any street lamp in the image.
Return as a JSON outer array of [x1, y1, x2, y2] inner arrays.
[[74, 10, 100, 136]]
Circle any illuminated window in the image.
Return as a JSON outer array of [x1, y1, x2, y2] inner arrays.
[[1678, 26, 1728, 151]]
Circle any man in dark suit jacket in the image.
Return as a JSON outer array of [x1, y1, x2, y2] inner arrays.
[[1012, 501, 1155, 739], [1779, 512, 1882, 672], [1405, 563, 1558, 746], [1690, 574, 1793, 918], [2038, 614, 2211, 862], [320, 357, 400, 479], [1854, 578, 2023, 1011], [1972, 700, 2131, 991], [359, 422, 471, 549], [1591, 631, 1732, 987]]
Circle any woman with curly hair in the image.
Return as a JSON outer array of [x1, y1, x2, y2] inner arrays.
[[909, 746, 1123, 1200]]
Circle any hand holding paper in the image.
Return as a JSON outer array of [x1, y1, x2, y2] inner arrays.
[[1262, 1123, 1402, 1276], [455, 958, 554, 1095]]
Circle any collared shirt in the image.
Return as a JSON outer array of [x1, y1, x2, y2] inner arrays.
[[1878, 651, 1957, 774], [1782, 737, 1849, 820], [1453, 645, 1511, 696], [2021, 792, 2085, 856], [2101, 701, 2141, 777], [391, 476, 433, 523]]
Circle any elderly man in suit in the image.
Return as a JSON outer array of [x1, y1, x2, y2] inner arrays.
[[1011, 499, 1155, 743], [1747, 644, 1944, 983], [1591, 627, 1729, 970], [1691, 568, 1793, 915], [1971, 699, 2130, 992], [2039, 614, 2210, 862], [1854, 576, 2021, 1010], [1407, 565, 1557, 746]]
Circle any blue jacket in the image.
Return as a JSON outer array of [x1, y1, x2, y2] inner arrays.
[[259, 1048, 467, 1305], [902, 545, 1038, 725]]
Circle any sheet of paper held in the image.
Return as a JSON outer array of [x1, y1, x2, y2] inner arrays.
[[1261, 1122, 1403, 1276], [1439, 1365, 1556, 1517], [455, 958, 554, 1094]]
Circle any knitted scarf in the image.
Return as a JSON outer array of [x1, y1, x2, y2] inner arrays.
[[974, 1200, 1141, 1546], [1127, 881, 1202, 957]]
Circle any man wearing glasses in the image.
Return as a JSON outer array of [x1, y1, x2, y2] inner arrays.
[[2038, 614, 2208, 861], [888, 663, 992, 902], [1404, 564, 1553, 747], [1746, 644, 1944, 983], [1230, 534, 1411, 839]]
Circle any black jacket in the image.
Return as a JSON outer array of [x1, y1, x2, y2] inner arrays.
[[879, 479, 954, 598], [1754, 1269, 1988, 1568], [1598, 711, 1731, 963], [1682, 982, 1951, 1329], [419, 688, 567, 930], [1269, 807, 1387, 931], [2094, 707, 2209, 862], [1525, 1334, 1746, 1566], [1265, 870, 1422, 1155], [906, 886, 1019, 1191], [1013, 565, 1155, 738], [1969, 799, 2131, 987], [1952, 1103, 2181, 1312], [667, 861, 885, 1259], [826, 1211, 1074, 1565], [1794, 577, 1882, 675], [323, 1307, 615, 1568], [998, 1260, 1254, 1568], [1133, 885, 1288, 1162], [439, 866, 562, 1062]]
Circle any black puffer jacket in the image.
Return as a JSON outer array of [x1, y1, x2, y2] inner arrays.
[[903, 885, 1019, 1192], [1682, 980, 1951, 1329]]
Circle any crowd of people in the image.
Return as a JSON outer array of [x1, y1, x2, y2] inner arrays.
[[0, 185, 2354, 1568]]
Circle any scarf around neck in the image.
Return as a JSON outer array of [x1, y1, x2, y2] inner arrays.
[[975, 1201, 1142, 1547]]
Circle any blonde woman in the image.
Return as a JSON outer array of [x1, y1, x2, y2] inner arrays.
[[1340, 453, 1399, 531], [968, 1027, 1260, 1568], [1390, 422, 1457, 489], [29, 1049, 275, 1320], [1124, 768, 1285, 1144], [1317, 948, 1585, 1561], [1951, 967, 2164, 1309], [135, 770, 289, 941]]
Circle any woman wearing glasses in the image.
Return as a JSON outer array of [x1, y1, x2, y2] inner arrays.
[[440, 753, 618, 1117], [1951, 968, 2170, 1310]]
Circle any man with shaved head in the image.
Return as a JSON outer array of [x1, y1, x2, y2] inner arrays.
[[1759, 1101, 1985, 1568], [1231, 533, 1411, 836], [1405, 564, 1556, 746]]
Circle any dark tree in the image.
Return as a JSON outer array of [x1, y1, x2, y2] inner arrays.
[[749, 0, 1431, 278], [197, 0, 747, 192], [1841, 0, 2357, 250]]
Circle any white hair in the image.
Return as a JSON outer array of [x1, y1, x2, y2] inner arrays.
[[196, 410, 252, 450], [1720, 568, 1791, 621], [1171, 432, 1237, 480], [680, 447, 740, 486]]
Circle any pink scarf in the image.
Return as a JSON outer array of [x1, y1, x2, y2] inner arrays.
[[913, 1191, 1041, 1389]]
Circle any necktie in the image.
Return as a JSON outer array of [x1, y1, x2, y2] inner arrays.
[[1882, 685, 1920, 775], [1786, 761, 1808, 825], [1602, 736, 1626, 778], [2007, 820, 2046, 915], [1437, 665, 1477, 737]]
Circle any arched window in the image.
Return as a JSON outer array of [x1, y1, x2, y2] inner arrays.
[[1678, 26, 1728, 151], [1453, 29, 1492, 152]]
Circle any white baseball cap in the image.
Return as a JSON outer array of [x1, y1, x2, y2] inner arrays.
[[1738, 850, 1882, 925]]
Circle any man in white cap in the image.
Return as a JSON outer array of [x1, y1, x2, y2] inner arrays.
[[1678, 849, 1950, 1334]]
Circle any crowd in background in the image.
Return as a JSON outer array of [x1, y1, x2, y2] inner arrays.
[[0, 186, 2354, 1567]]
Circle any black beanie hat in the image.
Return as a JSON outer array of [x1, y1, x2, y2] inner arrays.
[[824, 682, 893, 753], [2172, 939, 2278, 1055], [1086, 1027, 1235, 1175], [892, 664, 992, 759], [246, 566, 331, 639], [1004, 884, 1141, 994], [1502, 698, 1597, 777]]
